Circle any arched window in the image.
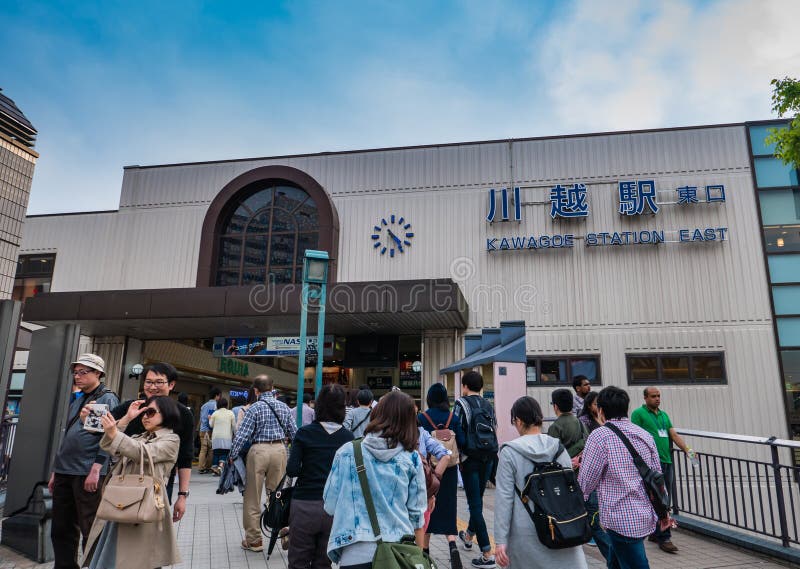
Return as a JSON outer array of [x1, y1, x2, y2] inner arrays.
[[215, 183, 320, 285]]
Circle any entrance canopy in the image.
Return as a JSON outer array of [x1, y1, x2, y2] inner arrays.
[[22, 279, 468, 339]]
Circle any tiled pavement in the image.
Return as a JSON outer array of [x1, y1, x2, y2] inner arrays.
[[1, 470, 796, 568]]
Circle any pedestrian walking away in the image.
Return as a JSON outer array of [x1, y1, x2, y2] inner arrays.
[[631, 387, 697, 554], [83, 396, 182, 569], [494, 396, 588, 569], [292, 392, 316, 427], [229, 374, 297, 552], [453, 371, 498, 568], [198, 387, 221, 473], [209, 397, 236, 474], [285, 384, 354, 569], [323, 390, 428, 569], [419, 382, 465, 569], [343, 388, 374, 438], [579, 386, 665, 569], [49, 353, 119, 569]]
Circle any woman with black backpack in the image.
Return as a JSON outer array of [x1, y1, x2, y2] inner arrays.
[[494, 396, 588, 569]]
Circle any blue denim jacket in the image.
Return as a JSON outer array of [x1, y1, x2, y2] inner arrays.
[[323, 434, 427, 563]]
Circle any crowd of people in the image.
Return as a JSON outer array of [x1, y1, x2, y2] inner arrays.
[[50, 353, 695, 569]]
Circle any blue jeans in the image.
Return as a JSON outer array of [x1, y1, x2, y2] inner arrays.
[[606, 530, 650, 569], [460, 458, 493, 553], [585, 491, 611, 561], [652, 462, 673, 543]]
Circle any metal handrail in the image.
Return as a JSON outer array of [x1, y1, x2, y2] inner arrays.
[[675, 428, 800, 449]]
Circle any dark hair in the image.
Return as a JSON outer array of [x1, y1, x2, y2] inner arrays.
[[510, 396, 543, 427], [356, 388, 374, 406], [597, 386, 630, 420], [144, 362, 178, 384], [365, 391, 419, 451], [303, 392, 313, 404], [177, 392, 189, 406], [426, 383, 450, 411], [315, 384, 347, 424], [253, 375, 273, 393], [144, 395, 182, 431], [218, 397, 229, 409], [551, 388, 573, 413], [209, 387, 222, 398], [572, 375, 589, 391], [462, 371, 484, 393], [231, 395, 246, 407], [246, 387, 257, 404], [579, 391, 599, 419]]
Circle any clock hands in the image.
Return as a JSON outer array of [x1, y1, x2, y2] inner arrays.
[[387, 229, 404, 252]]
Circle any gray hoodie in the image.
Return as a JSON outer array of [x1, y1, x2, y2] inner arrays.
[[494, 433, 588, 568]]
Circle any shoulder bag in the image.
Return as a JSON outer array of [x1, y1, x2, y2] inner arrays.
[[605, 422, 671, 520], [95, 440, 165, 525], [352, 439, 438, 569]]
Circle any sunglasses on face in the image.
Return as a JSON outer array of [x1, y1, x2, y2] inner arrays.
[[72, 369, 96, 377], [141, 407, 160, 418]]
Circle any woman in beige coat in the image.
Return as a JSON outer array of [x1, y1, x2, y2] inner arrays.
[[84, 396, 182, 569]]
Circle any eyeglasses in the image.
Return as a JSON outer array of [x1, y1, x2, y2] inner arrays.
[[143, 380, 169, 387], [141, 407, 160, 418], [72, 369, 96, 377]]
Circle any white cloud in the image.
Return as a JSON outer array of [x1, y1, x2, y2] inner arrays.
[[537, 0, 800, 132]]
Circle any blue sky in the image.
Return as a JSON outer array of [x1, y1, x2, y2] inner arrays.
[[2, 0, 799, 214]]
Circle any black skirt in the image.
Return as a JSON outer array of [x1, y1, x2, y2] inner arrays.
[[427, 465, 458, 535]]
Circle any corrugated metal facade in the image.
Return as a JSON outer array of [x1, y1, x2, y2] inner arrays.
[[19, 124, 788, 440]]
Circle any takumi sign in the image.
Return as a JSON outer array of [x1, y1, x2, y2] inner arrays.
[[485, 181, 729, 252]]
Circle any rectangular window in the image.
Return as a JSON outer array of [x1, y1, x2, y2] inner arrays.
[[773, 286, 800, 315], [13, 254, 56, 302], [777, 317, 800, 347], [526, 355, 600, 386], [780, 350, 800, 427], [764, 226, 800, 253], [754, 157, 799, 188], [769, 254, 800, 284], [627, 352, 726, 385], [759, 190, 800, 226], [749, 124, 782, 156]]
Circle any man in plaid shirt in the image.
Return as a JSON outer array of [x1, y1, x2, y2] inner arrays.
[[230, 375, 297, 552], [578, 386, 662, 569]]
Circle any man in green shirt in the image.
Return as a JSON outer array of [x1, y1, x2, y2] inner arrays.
[[631, 387, 694, 554]]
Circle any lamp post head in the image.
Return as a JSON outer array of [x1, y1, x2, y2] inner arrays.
[[303, 250, 329, 284]]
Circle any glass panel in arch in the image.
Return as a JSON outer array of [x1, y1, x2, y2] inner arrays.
[[224, 206, 249, 234], [218, 238, 242, 268], [242, 268, 266, 285], [296, 200, 319, 230], [274, 186, 309, 212], [247, 210, 271, 234], [215, 270, 240, 286], [268, 267, 294, 284], [241, 187, 274, 213], [270, 234, 295, 266], [271, 207, 297, 232], [243, 236, 267, 267], [296, 232, 319, 264]]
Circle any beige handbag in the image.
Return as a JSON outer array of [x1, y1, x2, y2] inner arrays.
[[96, 440, 165, 524]]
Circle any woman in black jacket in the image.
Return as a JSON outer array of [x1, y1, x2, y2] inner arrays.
[[285, 384, 354, 569]]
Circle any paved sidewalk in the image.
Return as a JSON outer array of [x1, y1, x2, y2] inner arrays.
[[0, 469, 795, 568]]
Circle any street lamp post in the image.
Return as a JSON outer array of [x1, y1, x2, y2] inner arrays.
[[296, 250, 329, 427]]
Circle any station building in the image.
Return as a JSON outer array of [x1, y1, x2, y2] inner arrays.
[[10, 120, 800, 446]]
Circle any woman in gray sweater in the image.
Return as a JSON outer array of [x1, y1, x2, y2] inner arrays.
[[494, 396, 588, 569]]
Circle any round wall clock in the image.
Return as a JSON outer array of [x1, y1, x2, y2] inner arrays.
[[371, 214, 414, 257]]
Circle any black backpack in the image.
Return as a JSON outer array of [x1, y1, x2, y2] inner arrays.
[[457, 396, 498, 459], [514, 444, 592, 549]]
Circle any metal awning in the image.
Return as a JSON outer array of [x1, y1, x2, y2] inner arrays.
[[22, 279, 468, 339], [440, 320, 526, 374]]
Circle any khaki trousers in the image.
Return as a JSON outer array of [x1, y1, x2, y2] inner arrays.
[[198, 431, 212, 470], [243, 442, 287, 544]]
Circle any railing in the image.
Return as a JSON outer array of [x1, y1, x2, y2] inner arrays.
[[0, 414, 18, 485], [671, 428, 800, 549]]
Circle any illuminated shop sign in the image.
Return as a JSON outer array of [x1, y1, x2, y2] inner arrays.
[[213, 335, 334, 357], [485, 181, 729, 252]]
